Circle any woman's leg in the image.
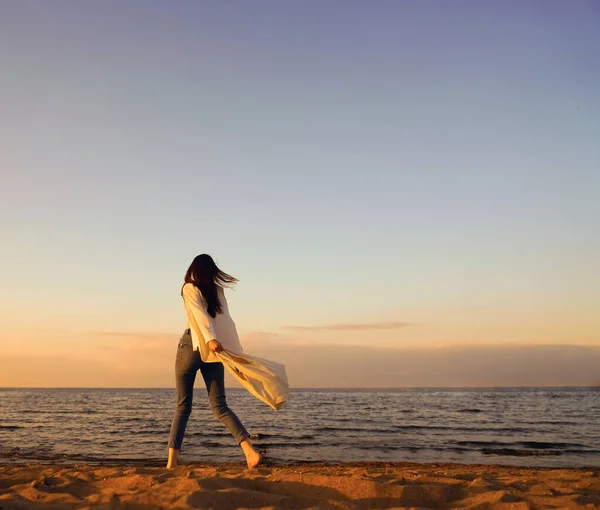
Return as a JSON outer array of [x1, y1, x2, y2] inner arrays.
[[167, 336, 200, 468], [200, 361, 262, 468]]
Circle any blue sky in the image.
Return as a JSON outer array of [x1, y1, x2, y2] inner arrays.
[[1, 1, 599, 355]]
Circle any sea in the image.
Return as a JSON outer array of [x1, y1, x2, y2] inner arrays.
[[0, 387, 598, 468]]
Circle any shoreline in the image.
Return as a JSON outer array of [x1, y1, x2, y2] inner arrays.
[[1, 461, 598, 509], [2, 459, 600, 469]]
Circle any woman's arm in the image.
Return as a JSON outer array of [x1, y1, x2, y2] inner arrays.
[[182, 283, 217, 344]]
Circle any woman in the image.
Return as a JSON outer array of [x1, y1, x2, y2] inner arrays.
[[167, 254, 262, 469]]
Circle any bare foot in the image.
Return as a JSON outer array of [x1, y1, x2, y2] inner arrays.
[[166, 457, 186, 469], [245, 449, 262, 469]]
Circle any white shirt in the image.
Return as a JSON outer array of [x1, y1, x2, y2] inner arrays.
[[182, 283, 289, 410], [182, 283, 243, 356]]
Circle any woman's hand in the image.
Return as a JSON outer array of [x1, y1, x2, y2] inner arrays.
[[207, 339, 224, 354]]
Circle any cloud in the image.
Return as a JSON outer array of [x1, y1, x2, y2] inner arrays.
[[239, 331, 300, 346], [15, 328, 174, 339], [2, 327, 599, 388], [251, 343, 600, 388], [3, 343, 598, 389], [94, 330, 174, 339], [283, 321, 410, 332], [240, 331, 284, 342]]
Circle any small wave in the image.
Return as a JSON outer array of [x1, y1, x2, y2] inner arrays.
[[316, 426, 404, 435], [568, 449, 600, 456], [353, 444, 400, 452], [457, 409, 482, 413], [518, 420, 578, 426], [248, 442, 286, 449], [394, 424, 534, 435], [520, 441, 586, 450], [251, 434, 315, 441], [0, 425, 23, 431], [256, 441, 345, 449], [122, 428, 171, 435], [456, 440, 586, 451], [197, 441, 228, 448], [293, 434, 316, 441], [250, 433, 270, 440], [393, 424, 448, 431], [482, 448, 563, 457], [316, 426, 371, 433], [191, 431, 232, 438]]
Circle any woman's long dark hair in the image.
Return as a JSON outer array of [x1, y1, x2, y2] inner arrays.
[[184, 254, 238, 317]]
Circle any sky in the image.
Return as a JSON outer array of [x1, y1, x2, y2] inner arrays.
[[1, 1, 599, 387]]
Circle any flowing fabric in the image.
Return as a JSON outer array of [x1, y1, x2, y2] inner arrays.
[[182, 290, 289, 410], [218, 351, 288, 411]]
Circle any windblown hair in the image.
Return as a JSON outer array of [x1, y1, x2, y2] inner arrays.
[[183, 254, 238, 317]]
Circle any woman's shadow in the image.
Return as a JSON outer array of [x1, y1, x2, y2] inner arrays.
[[184, 473, 465, 510]]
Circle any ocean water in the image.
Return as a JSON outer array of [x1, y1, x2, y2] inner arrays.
[[0, 387, 598, 468]]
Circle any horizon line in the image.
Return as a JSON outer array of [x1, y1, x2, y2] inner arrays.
[[1, 385, 598, 390]]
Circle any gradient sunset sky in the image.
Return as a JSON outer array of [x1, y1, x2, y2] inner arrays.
[[1, 1, 599, 387]]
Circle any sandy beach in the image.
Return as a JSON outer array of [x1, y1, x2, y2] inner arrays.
[[0, 462, 598, 509]]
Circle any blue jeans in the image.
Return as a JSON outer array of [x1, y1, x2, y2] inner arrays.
[[168, 330, 249, 449]]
